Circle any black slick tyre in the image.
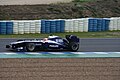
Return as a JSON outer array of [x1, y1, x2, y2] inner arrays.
[[69, 42, 79, 52], [26, 43, 36, 52]]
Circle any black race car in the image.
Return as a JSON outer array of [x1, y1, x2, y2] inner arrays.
[[6, 35, 80, 52]]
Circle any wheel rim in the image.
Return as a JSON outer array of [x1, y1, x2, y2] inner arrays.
[[72, 44, 78, 50], [27, 43, 35, 51]]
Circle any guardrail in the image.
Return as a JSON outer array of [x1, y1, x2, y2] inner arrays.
[[0, 17, 119, 34]]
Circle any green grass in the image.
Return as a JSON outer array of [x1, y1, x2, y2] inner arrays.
[[0, 31, 120, 38]]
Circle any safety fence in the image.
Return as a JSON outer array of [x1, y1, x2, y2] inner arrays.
[[0, 21, 13, 34], [13, 20, 41, 34], [109, 17, 120, 31], [65, 18, 88, 32], [41, 20, 65, 33], [0, 17, 120, 34], [88, 18, 110, 32], [65, 18, 110, 32]]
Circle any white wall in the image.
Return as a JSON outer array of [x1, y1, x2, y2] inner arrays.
[[65, 18, 89, 32], [13, 20, 41, 34]]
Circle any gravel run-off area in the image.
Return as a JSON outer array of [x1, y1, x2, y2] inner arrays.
[[0, 58, 120, 80]]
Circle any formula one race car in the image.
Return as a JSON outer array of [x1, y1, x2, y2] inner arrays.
[[6, 35, 79, 52]]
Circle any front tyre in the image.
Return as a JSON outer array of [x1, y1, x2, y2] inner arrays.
[[26, 43, 36, 52], [69, 42, 79, 51]]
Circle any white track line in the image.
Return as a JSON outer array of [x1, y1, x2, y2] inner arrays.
[[112, 52, 120, 54], [93, 52, 109, 54], [0, 52, 120, 55], [25, 52, 41, 54], [49, 52, 65, 54], [2, 52, 17, 54], [70, 52, 86, 54]]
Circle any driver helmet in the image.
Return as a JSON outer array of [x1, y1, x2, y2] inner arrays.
[[43, 38, 48, 41], [48, 34, 58, 38]]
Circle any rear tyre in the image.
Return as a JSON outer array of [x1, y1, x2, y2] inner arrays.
[[69, 42, 79, 52], [26, 43, 36, 52]]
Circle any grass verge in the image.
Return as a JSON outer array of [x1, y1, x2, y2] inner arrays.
[[0, 31, 120, 38]]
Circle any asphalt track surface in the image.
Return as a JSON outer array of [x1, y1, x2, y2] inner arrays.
[[1, 38, 120, 52]]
